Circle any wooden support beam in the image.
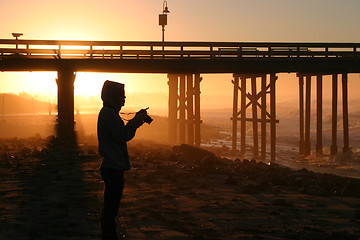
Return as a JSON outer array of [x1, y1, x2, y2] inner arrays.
[[298, 74, 305, 155], [241, 75, 247, 154], [194, 74, 201, 147], [232, 73, 277, 160], [232, 74, 239, 153], [256, 101, 272, 119], [232, 80, 271, 108], [251, 77, 259, 157], [167, 74, 178, 144], [237, 100, 271, 120], [179, 75, 186, 143], [331, 74, 338, 155], [342, 73, 350, 152], [304, 75, 311, 156], [261, 75, 267, 159], [168, 73, 201, 146], [187, 74, 195, 145], [233, 82, 273, 120], [270, 73, 276, 162], [316, 75, 323, 154], [236, 102, 250, 118]]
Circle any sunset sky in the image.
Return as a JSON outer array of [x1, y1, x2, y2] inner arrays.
[[1, 0, 360, 113]]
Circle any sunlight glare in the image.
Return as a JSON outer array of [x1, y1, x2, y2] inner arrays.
[[0, 72, 58, 101], [74, 73, 168, 97]]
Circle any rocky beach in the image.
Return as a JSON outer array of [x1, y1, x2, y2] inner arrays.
[[1, 134, 360, 239]]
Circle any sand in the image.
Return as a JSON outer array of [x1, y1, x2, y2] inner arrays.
[[1, 136, 360, 240]]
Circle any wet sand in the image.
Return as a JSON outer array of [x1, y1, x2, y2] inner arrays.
[[1, 137, 360, 239]]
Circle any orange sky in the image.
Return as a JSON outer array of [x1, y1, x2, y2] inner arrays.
[[1, 0, 360, 114]]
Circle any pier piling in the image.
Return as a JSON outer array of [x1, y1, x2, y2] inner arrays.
[[342, 73, 350, 152], [297, 73, 351, 157], [232, 74, 278, 161], [316, 75, 323, 154], [56, 67, 75, 138], [331, 74, 338, 155], [167, 74, 202, 146]]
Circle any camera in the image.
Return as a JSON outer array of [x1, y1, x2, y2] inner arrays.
[[144, 114, 153, 124], [141, 107, 153, 124]]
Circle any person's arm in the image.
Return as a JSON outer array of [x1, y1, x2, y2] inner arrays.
[[103, 108, 144, 143]]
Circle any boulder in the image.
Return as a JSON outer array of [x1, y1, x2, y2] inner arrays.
[[172, 144, 216, 160], [341, 180, 360, 197]]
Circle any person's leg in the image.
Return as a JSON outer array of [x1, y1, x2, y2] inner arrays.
[[101, 168, 124, 240]]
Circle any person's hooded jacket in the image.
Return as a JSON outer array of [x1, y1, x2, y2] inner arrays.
[[97, 80, 143, 171]]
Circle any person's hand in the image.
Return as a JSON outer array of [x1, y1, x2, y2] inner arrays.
[[136, 109, 147, 118], [134, 109, 147, 123]]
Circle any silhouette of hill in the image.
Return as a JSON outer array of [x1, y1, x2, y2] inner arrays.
[[0, 92, 56, 115]]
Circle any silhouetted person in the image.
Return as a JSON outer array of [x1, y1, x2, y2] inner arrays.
[[97, 80, 148, 240]]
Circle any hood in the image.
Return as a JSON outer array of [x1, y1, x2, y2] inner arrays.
[[101, 80, 125, 110]]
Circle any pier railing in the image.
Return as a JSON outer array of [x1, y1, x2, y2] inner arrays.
[[0, 39, 359, 59]]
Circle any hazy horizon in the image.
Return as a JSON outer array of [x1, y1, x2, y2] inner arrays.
[[2, 73, 360, 115]]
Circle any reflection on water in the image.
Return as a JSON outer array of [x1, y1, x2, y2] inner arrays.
[[202, 133, 360, 179]]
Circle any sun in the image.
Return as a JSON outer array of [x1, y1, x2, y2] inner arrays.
[[28, 72, 58, 94], [74, 73, 108, 97]]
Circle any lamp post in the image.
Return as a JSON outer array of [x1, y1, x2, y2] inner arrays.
[[159, 0, 170, 54], [12, 33, 23, 50]]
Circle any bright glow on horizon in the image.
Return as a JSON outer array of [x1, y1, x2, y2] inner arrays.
[[0, 72, 57, 99], [0, 71, 169, 98], [74, 73, 169, 97]]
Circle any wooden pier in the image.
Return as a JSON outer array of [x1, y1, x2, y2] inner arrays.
[[1, 39, 360, 160]]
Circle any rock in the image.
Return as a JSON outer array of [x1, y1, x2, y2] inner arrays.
[[234, 158, 241, 163], [255, 161, 268, 171], [221, 144, 229, 150], [325, 231, 358, 240], [291, 168, 311, 179], [242, 159, 250, 165], [197, 154, 221, 172], [255, 180, 269, 191], [317, 189, 332, 197], [355, 211, 360, 219], [341, 180, 360, 197], [167, 154, 178, 163], [172, 144, 216, 160], [242, 184, 257, 194], [305, 186, 322, 196], [291, 177, 311, 188], [271, 175, 288, 186], [224, 175, 238, 185], [272, 199, 294, 208]]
